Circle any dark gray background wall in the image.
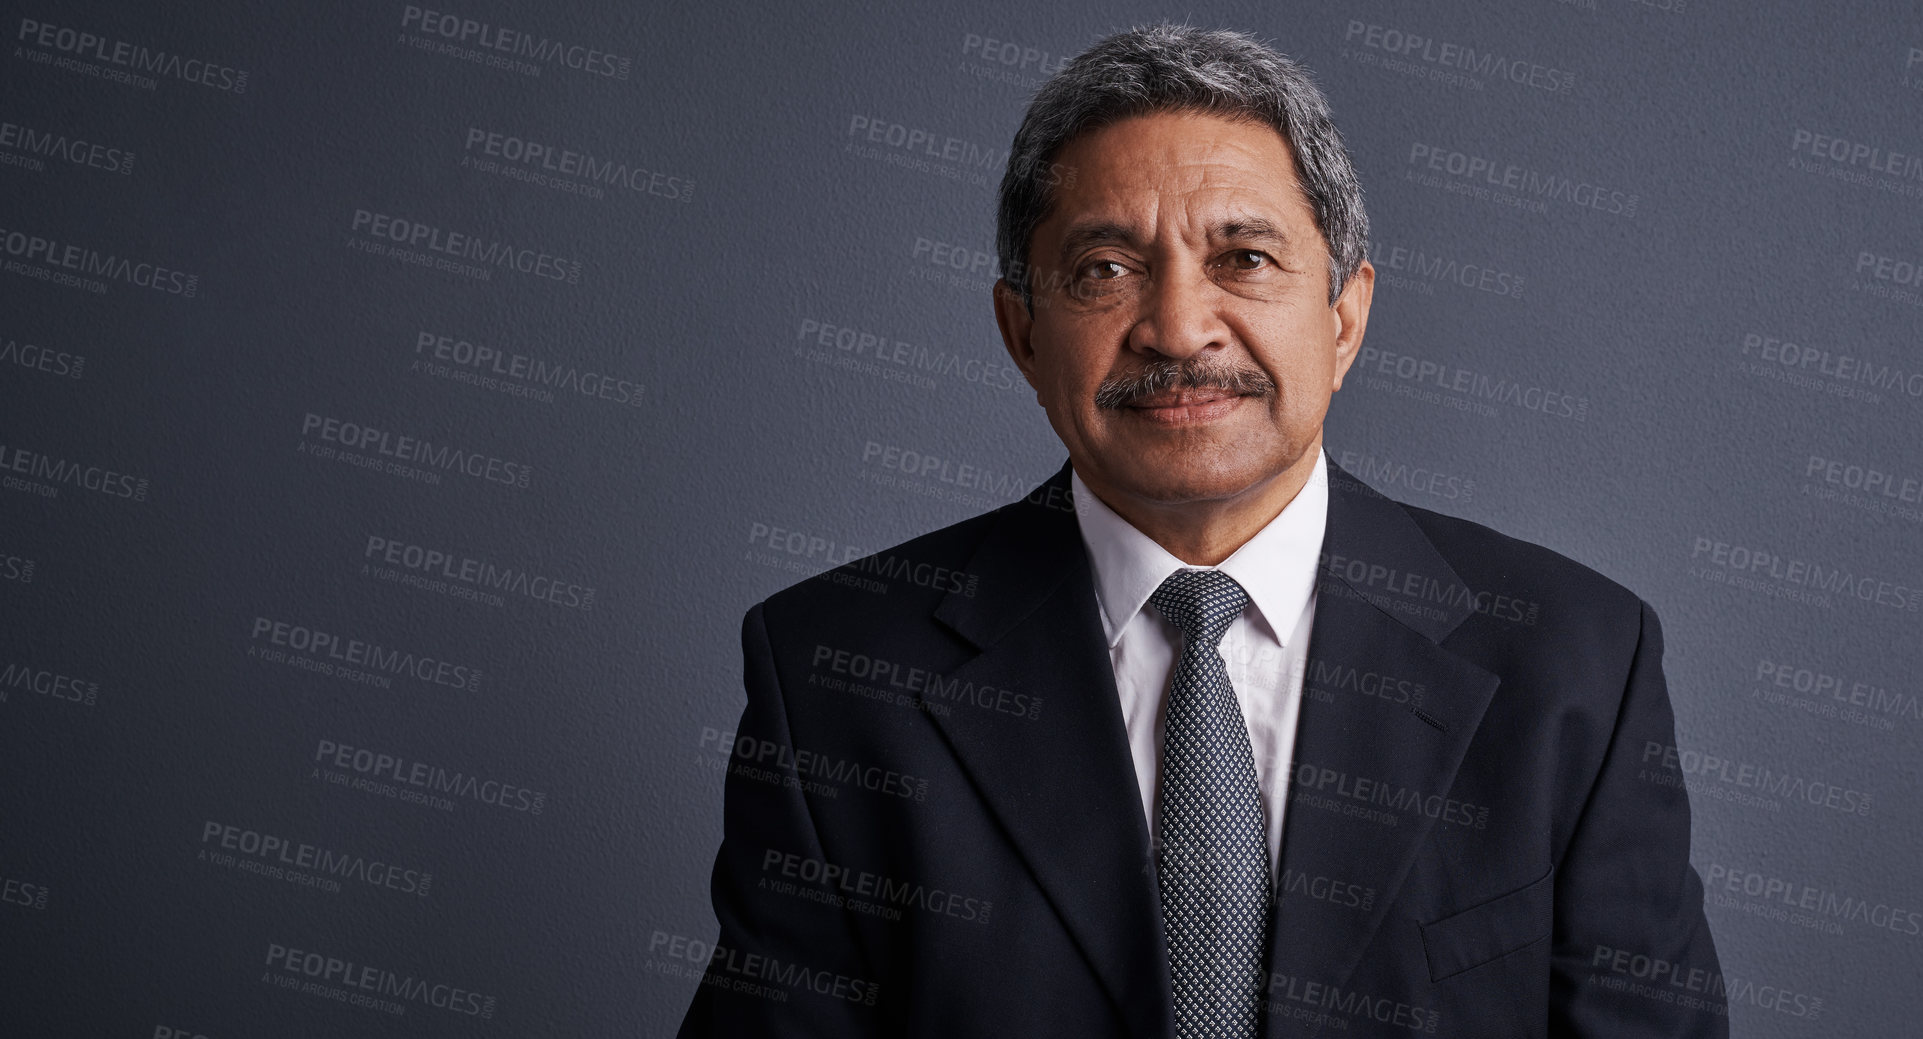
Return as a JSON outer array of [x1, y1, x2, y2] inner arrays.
[[3, 0, 1920, 1035]]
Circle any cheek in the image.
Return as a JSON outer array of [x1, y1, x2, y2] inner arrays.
[[1034, 350, 1080, 396], [1035, 328, 1114, 400], [1253, 322, 1336, 385]]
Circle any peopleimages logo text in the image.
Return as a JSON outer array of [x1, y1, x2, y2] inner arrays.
[[301, 413, 533, 488], [1406, 143, 1638, 216], [0, 441, 148, 500], [350, 210, 580, 284], [202, 820, 432, 896], [0, 225, 198, 295], [462, 129, 693, 201], [400, 6, 632, 79], [264, 942, 496, 1017], [314, 739, 546, 815], [16, 17, 248, 92], [251, 616, 482, 691], [0, 118, 134, 174]]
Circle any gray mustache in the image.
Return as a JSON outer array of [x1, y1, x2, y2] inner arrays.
[[1093, 357, 1277, 410]]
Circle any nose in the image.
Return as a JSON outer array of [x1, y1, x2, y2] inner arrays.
[[1128, 268, 1231, 360]]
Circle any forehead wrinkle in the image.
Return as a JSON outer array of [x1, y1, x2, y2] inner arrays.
[[1050, 145, 1305, 267]]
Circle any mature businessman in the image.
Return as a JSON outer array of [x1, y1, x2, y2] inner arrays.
[[681, 24, 1724, 1039]]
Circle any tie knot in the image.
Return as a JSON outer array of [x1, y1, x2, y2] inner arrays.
[[1148, 569, 1249, 645]]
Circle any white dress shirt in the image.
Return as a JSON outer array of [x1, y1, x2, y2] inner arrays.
[[1069, 448, 1330, 884]]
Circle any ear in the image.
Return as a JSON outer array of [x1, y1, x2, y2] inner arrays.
[[1329, 259, 1374, 392], [993, 278, 1041, 391]]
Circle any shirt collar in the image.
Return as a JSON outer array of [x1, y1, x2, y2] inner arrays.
[[1070, 448, 1329, 648]]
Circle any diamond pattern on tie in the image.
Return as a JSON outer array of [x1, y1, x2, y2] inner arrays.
[[1149, 568, 1270, 1039]]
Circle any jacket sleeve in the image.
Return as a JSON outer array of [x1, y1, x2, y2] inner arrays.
[[677, 602, 883, 1037], [1546, 598, 1727, 1037]]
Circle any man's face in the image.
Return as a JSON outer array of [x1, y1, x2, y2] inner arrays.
[[994, 109, 1373, 510]]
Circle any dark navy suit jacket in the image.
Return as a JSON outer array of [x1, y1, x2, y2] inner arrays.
[[679, 456, 1726, 1038]]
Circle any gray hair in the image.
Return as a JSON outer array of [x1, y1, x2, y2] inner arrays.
[[996, 23, 1369, 310]]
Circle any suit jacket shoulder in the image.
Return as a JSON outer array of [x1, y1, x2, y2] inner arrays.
[[755, 483, 1070, 675], [1329, 467, 1649, 665]]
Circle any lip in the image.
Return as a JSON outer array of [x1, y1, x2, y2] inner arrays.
[[1126, 390, 1248, 425]]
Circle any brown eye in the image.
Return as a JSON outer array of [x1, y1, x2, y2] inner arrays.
[[1070, 260, 1130, 300], [1226, 250, 1268, 270]]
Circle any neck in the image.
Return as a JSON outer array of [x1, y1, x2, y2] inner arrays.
[[1080, 438, 1323, 566]]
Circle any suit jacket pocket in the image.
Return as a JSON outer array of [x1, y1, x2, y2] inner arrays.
[[1419, 865, 1554, 982]]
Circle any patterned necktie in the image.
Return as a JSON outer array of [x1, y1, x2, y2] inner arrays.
[[1149, 568, 1270, 1039]]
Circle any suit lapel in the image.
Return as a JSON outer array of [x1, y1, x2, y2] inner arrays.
[[1262, 461, 1501, 1039], [930, 460, 1174, 1039]]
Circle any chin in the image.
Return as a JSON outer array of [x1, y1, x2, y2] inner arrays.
[[1115, 460, 1273, 504]]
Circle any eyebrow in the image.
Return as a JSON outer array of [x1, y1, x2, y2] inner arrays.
[[1055, 216, 1293, 269]]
